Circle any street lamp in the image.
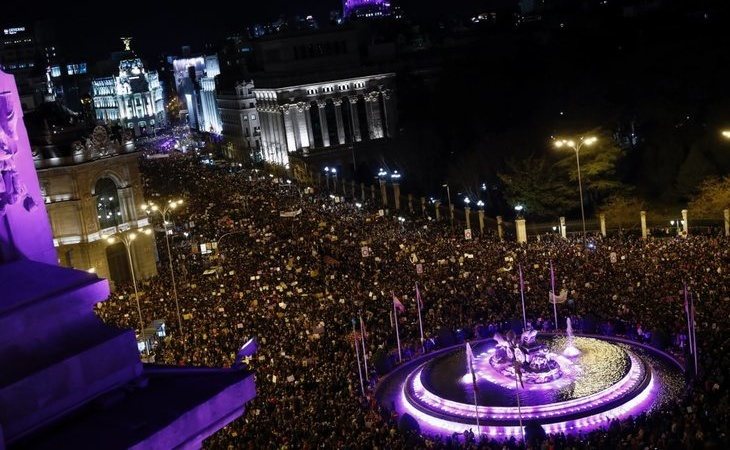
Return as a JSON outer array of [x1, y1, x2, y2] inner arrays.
[[142, 199, 185, 337], [721, 130, 730, 139], [514, 204, 524, 217], [442, 183, 453, 229], [105, 227, 152, 342], [554, 135, 597, 241]]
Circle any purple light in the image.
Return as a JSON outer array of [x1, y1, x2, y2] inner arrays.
[[343, 0, 392, 18], [376, 335, 676, 440]]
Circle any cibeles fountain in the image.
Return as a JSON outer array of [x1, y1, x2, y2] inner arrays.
[[376, 319, 683, 438], [0, 69, 255, 449]]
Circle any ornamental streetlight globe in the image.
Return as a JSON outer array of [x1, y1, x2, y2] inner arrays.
[[464, 197, 470, 205], [722, 130, 730, 139], [476, 200, 484, 208]]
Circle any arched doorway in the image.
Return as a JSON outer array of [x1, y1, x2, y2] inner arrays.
[[95, 178, 121, 229], [106, 241, 131, 285]]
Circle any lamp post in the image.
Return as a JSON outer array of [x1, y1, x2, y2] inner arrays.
[[106, 227, 152, 340], [143, 199, 185, 336], [442, 183, 453, 230], [391, 171, 402, 211], [464, 197, 471, 230], [324, 167, 331, 192], [377, 168, 389, 210], [515, 205, 527, 243], [554, 135, 597, 241], [476, 200, 485, 235]]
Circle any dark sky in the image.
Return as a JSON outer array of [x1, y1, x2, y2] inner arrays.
[[4, 0, 486, 61]]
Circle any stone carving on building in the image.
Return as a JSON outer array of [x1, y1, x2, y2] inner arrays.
[[0, 91, 36, 215]]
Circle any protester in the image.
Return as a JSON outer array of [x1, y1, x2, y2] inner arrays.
[[96, 152, 729, 450]]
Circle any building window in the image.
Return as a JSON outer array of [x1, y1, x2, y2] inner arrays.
[[250, 114, 256, 120]]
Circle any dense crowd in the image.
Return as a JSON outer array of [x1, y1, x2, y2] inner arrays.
[[96, 153, 729, 449]]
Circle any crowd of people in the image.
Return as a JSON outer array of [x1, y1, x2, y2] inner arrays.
[[96, 152, 729, 449]]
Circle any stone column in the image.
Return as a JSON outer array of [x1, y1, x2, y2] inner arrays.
[[516, 218, 527, 243], [681, 209, 688, 236], [407, 194, 413, 213], [295, 103, 310, 149], [361, 183, 366, 202], [282, 105, 297, 152], [348, 97, 362, 142], [364, 92, 384, 139], [381, 89, 397, 138], [478, 209, 485, 235], [465, 206, 471, 230], [304, 104, 315, 149], [379, 179, 388, 209], [724, 209, 729, 237], [640, 211, 648, 239], [599, 213, 607, 237], [434, 200, 441, 221], [497, 216, 504, 241], [420, 197, 426, 216], [317, 100, 330, 147], [559, 216, 567, 239], [333, 98, 346, 145], [392, 182, 401, 211]]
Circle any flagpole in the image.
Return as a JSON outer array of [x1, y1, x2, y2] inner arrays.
[[691, 292, 698, 376], [394, 298, 402, 363], [352, 319, 365, 396], [519, 264, 527, 330], [550, 260, 559, 332], [359, 313, 369, 381], [416, 283, 425, 353], [684, 283, 693, 362]]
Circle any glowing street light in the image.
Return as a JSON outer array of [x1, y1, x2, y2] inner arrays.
[[377, 168, 388, 178], [476, 200, 484, 208], [553, 135, 597, 241], [391, 170, 402, 180], [464, 197, 471, 205], [722, 130, 730, 139], [105, 227, 153, 342], [143, 199, 185, 336]]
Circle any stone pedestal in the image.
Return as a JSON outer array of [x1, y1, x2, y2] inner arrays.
[[640, 211, 647, 239], [478, 210, 485, 235], [724, 209, 729, 237], [465, 206, 471, 230], [379, 180, 388, 208], [361, 183, 366, 202], [449, 204, 455, 225], [516, 218, 527, 243], [681, 209, 688, 236], [434, 201, 441, 221], [420, 197, 426, 216], [599, 213, 607, 237], [370, 184, 375, 201], [497, 216, 504, 241], [559, 216, 567, 239], [407, 194, 413, 213]]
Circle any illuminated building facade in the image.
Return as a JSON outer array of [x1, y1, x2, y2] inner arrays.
[[343, 0, 401, 19], [33, 126, 157, 288], [91, 40, 165, 136], [254, 72, 396, 166], [172, 54, 222, 133], [217, 80, 261, 160]]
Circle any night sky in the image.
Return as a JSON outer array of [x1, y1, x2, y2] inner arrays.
[[4, 0, 486, 60]]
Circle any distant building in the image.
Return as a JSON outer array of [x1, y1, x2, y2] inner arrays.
[[217, 80, 261, 161], [0, 23, 56, 110], [91, 38, 166, 136], [172, 54, 222, 133], [343, 0, 403, 20], [254, 73, 396, 166]]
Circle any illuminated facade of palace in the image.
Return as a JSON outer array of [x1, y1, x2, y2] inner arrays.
[[254, 73, 396, 166], [91, 42, 165, 135]]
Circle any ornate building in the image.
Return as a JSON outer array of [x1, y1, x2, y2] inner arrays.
[[254, 72, 396, 165], [33, 125, 157, 288], [91, 39, 165, 136], [172, 54, 222, 133]]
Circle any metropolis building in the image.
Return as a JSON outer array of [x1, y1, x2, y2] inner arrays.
[[91, 39, 166, 136]]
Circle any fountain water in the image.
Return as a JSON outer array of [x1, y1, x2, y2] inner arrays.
[[563, 317, 581, 357]]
